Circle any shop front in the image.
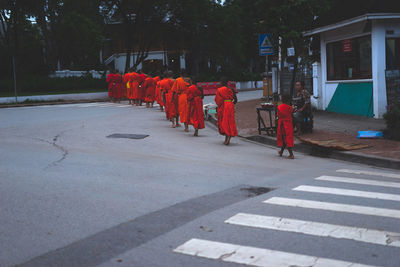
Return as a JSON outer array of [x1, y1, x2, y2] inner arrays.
[[305, 14, 400, 118]]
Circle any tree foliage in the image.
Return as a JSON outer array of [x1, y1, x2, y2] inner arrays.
[[1, 0, 378, 82]]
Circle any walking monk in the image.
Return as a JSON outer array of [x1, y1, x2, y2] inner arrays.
[[130, 72, 140, 106], [137, 71, 148, 106], [144, 76, 157, 108], [172, 77, 190, 132], [155, 76, 164, 111], [106, 70, 116, 102], [187, 80, 205, 136], [215, 77, 238, 145], [114, 72, 124, 103], [124, 71, 133, 105], [277, 94, 295, 159], [159, 73, 175, 125]]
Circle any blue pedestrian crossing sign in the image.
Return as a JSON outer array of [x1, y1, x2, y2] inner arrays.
[[259, 34, 274, 56]]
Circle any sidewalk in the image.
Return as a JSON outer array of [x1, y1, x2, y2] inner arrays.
[[233, 98, 400, 170]]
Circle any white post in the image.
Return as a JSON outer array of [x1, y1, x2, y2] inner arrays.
[[312, 62, 322, 110], [272, 67, 278, 93], [320, 34, 328, 109], [180, 53, 186, 70], [371, 20, 388, 118]]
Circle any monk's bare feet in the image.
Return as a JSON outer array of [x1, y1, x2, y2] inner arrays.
[[171, 124, 176, 128], [176, 123, 181, 127], [194, 129, 199, 136], [278, 151, 283, 157], [224, 136, 231, 145], [225, 139, 231, 145], [286, 155, 294, 159], [184, 128, 189, 132]]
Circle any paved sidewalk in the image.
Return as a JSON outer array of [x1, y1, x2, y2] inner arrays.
[[234, 98, 400, 169]]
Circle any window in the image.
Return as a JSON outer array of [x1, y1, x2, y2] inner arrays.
[[386, 38, 400, 70], [327, 35, 372, 80]]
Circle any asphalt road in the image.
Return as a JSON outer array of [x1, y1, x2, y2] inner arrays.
[[1, 91, 399, 267]]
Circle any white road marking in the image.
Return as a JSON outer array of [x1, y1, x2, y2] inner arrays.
[[293, 185, 400, 201], [337, 169, 400, 179], [173, 238, 375, 267], [225, 213, 400, 247], [263, 197, 400, 219], [316, 175, 400, 189]]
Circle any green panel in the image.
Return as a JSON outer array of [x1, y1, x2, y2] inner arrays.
[[327, 82, 373, 117]]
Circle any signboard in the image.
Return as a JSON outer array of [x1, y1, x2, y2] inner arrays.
[[259, 34, 274, 56], [342, 39, 352, 52]]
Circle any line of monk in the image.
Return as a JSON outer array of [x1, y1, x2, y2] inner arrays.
[[107, 70, 238, 143]]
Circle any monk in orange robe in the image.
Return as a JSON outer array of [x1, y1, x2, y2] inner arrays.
[[106, 71, 115, 102], [144, 76, 156, 108], [187, 81, 205, 136], [277, 94, 294, 159], [129, 72, 139, 106], [136, 71, 148, 106], [215, 77, 238, 145], [155, 76, 164, 111], [159, 76, 175, 123], [114, 73, 124, 103], [123, 72, 133, 104], [172, 77, 190, 131]]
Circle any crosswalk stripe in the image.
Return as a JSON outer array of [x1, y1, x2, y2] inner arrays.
[[225, 213, 400, 247], [174, 238, 375, 267], [337, 169, 400, 179], [316, 175, 400, 189], [293, 185, 400, 201], [263, 197, 400, 219]]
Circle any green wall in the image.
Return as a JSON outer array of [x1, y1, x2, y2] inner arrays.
[[327, 82, 374, 117]]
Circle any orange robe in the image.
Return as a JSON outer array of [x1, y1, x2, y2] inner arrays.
[[114, 74, 124, 99], [187, 85, 205, 129], [106, 73, 115, 98], [130, 72, 140, 100], [172, 77, 189, 123], [159, 78, 174, 119], [144, 77, 156, 103], [215, 86, 238, 137], [154, 77, 163, 107], [277, 103, 294, 148], [138, 73, 148, 101], [123, 73, 132, 99]]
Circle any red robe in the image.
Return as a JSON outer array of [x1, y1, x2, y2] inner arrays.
[[130, 72, 140, 100], [187, 85, 205, 129], [138, 74, 148, 101], [106, 73, 115, 98], [172, 77, 189, 123], [215, 86, 238, 137], [277, 103, 294, 148], [159, 78, 174, 119], [123, 73, 130, 99], [154, 77, 163, 107], [144, 77, 156, 103], [114, 74, 124, 99]]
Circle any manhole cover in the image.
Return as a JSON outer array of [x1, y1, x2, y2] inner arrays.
[[240, 187, 273, 197], [107, 134, 149, 139]]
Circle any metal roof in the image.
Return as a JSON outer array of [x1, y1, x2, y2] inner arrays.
[[303, 13, 400, 36]]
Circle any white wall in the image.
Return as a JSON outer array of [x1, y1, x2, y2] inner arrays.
[[236, 81, 263, 90], [49, 70, 105, 79], [371, 20, 388, 118], [112, 51, 171, 72]]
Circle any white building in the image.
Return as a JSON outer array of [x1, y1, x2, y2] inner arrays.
[[304, 13, 400, 118]]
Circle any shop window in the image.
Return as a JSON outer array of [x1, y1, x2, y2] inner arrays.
[[327, 35, 372, 80], [386, 38, 400, 70]]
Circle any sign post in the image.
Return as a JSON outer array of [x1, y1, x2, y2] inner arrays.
[[259, 34, 274, 99]]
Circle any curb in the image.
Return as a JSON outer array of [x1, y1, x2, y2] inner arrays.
[[0, 99, 109, 108], [208, 114, 400, 170]]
